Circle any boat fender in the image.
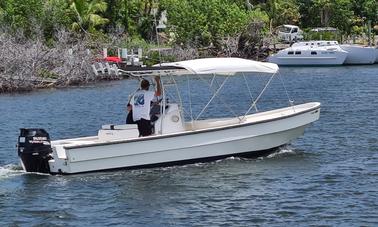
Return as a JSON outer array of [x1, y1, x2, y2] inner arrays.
[[17, 128, 53, 173], [171, 115, 180, 122]]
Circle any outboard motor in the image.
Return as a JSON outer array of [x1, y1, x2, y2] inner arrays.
[[17, 128, 53, 173]]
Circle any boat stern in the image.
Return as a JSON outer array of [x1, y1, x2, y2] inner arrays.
[[17, 128, 53, 173]]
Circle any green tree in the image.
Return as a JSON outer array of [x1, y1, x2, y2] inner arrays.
[[161, 0, 263, 47], [274, 0, 301, 26], [0, 2, 4, 17], [363, 0, 377, 25], [353, 0, 378, 25], [313, 0, 354, 35], [297, 0, 320, 28], [351, 0, 377, 23], [43, 0, 71, 39], [1, 0, 44, 35], [103, 0, 118, 31], [265, 0, 277, 30], [259, 0, 300, 31], [69, 0, 109, 33], [102, 0, 156, 40]]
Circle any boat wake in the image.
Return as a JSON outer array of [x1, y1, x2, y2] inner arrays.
[[265, 146, 298, 159], [0, 164, 24, 179]]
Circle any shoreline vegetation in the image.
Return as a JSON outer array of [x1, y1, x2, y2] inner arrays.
[[0, 0, 377, 93]]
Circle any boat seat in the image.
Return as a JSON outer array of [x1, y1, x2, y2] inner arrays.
[[99, 124, 139, 141]]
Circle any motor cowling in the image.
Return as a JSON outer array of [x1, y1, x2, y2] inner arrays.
[[17, 128, 53, 173]]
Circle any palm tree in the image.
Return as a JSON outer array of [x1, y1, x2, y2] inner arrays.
[[69, 0, 109, 33], [0, 6, 3, 20]]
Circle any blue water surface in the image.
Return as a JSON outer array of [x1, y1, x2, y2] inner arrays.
[[0, 65, 377, 226]]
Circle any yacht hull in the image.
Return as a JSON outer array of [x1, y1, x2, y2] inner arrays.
[[268, 56, 346, 66], [268, 49, 347, 66], [341, 45, 376, 65]]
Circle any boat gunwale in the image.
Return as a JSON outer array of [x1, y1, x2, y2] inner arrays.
[[62, 102, 320, 150]]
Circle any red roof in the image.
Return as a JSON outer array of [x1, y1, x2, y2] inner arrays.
[[105, 56, 121, 63]]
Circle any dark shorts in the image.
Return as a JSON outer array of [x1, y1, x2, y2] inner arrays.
[[136, 118, 152, 137], [126, 110, 135, 124]]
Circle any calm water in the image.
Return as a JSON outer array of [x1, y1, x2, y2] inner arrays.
[[0, 65, 377, 226]]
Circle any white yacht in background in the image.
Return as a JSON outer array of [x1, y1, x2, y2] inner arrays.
[[340, 44, 376, 65], [291, 40, 340, 47], [268, 41, 347, 66], [295, 41, 377, 65]]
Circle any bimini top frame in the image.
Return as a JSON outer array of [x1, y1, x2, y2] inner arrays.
[[123, 58, 285, 134]]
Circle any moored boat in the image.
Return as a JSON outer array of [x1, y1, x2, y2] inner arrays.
[[268, 41, 347, 66], [340, 44, 376, 65]]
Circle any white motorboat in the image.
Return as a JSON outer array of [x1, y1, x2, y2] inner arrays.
[[340, 44, 376, 65], [17, 58, 321, 174], [268, 41, 347, 66]]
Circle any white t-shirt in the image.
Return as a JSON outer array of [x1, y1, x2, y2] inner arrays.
[[131, 90, 155, 121]]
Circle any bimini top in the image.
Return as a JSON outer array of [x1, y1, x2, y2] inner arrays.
[[154, 57, 279, 75]]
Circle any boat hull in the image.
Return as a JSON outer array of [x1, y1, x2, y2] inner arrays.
[[268, 50, 347, 66], [341, 45, 376, 65], [47, 103, 320, 174], [56, 126, 307, 174], [268, 56, 346, 66]]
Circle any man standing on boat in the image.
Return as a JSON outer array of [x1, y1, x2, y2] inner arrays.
[[130, 76, 161, 136]]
